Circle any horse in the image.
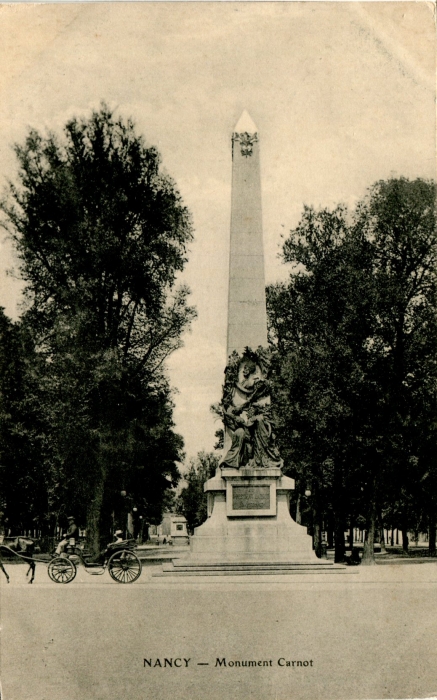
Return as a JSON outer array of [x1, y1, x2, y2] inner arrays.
[[0, 537, 36, 583]]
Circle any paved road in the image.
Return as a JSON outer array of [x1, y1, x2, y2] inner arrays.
[[1, 562, 437, 700]]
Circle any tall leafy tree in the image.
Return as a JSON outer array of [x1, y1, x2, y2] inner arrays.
[[267, 178, 436, 563], [355, 178, 437, 559], [1, 105, 196, 553], [268, 206, 376, 561]]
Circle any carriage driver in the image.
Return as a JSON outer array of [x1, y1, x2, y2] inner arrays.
[[55, 516, 79, 556]]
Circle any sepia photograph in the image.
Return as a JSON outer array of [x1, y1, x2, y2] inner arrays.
[[0, 3, 436, 699]]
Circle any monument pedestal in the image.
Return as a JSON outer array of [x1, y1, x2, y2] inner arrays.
[[155, 467, 350, 576], [190, 467, 317, 563]]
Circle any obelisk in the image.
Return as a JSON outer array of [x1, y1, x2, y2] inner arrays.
[[154, 113, 346, 577], [227, 110, 267, 358], [180, 115, 314, 566]]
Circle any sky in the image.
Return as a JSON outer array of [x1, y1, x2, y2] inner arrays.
[[0, 2, 435, 463]]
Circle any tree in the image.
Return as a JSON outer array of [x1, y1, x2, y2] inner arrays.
[[176, 451, 219, 533], [1, 105, 196, 553], [267, 178, 436, 563], [268, 205, 376, 561], [0, 308, 49, 532], [355, 178, 437, 561]]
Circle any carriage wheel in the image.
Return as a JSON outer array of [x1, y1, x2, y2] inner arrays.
[[107, 550, 142, 583], [48, 557, 77, 584]]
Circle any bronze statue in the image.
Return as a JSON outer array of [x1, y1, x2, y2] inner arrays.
[[214, 348, 282, 470]]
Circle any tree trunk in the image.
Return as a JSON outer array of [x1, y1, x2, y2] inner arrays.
[[332, 466, 345, 562], [378, 513, 387, 554], [311, 486, 324, 558], [86, 474, 106, 558], [379, 526, 386, 553], [334, 514, 346, 563], [429, 519, 436, 557], [362, 492, 377, 566], [295, 494, 301, 525], [313, 520, 321, 557], [313, 502, 324, 558], [402, 528, 409, 553]]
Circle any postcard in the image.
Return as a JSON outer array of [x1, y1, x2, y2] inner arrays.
[[0, 3, 435, 700]]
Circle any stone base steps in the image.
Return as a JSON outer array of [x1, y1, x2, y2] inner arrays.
[[153, 560, 353, 577]]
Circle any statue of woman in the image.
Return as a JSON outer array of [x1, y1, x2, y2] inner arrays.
[[221, 384, 282, 470]]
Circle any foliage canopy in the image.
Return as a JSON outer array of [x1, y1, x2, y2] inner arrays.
[[0, 105, 196, 552], [267, 178, 437, 561]]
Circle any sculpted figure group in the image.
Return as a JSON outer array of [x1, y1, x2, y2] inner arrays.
[[215, 348, 282, 471]]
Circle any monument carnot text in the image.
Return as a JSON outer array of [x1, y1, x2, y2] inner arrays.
[[157, 112, 350, 576]]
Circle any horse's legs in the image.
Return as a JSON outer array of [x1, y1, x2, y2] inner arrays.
[[29, 561, 35, 584], [0, 560, 10, 583], [25, 559, 35, 584]]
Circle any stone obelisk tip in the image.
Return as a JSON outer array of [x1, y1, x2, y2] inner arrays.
[[227, 108, 266, 358], [234, 110, 258, 133]]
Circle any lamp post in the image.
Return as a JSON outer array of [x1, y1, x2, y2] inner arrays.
[[131, 507, 138, 541], [120, 494, 139, 540], [304, 482, 325, 558], [120, 490, 129, 539], [138, 515, 143, 545]]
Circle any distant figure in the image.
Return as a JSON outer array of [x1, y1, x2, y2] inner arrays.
[[349, 547, 361, 565], [55, 516, 79, 555]]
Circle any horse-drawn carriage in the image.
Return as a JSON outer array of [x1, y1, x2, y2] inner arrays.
[[0, 536, 142, 584], [48, 537, 142, 583]]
